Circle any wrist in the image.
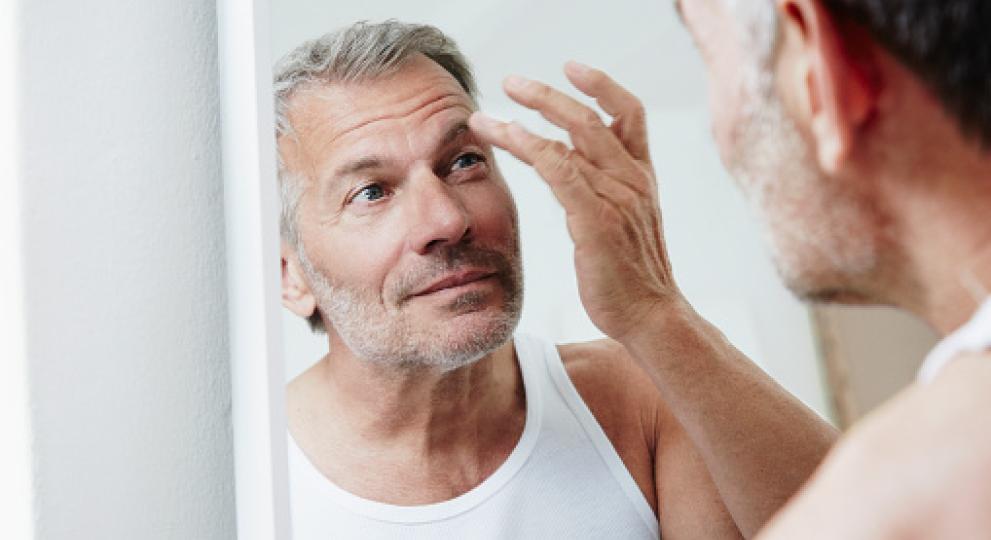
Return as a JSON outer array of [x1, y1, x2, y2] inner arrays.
[[618, 295, 707, 355]]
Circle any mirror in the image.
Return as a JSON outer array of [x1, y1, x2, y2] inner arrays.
[[273, 3, 833, 407], [266, 1, 938, 536]]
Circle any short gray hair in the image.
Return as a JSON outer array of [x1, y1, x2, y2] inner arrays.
[[273, 20, 478, 248], [272, 20, 478, 332]]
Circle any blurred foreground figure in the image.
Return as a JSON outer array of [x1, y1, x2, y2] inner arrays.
[[276, 21, 835, 540], [477, 1, 989, 538]]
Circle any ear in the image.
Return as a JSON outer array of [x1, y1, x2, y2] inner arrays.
[[775, 0, 880, 174], [281, 240, 318, 320]]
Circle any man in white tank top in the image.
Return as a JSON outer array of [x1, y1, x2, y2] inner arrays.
[[555, 1, 991, 538], [274, 21, 838, 539]]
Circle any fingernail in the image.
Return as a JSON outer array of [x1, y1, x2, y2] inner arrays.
[[504, 75, 530, 91], [471, 111, 501, 130], [565, 60, 592, 76]]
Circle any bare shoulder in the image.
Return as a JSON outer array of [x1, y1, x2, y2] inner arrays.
[[557, 339, 665, 510], [848, 351, 991, 447], [764, 352, 991, 539], [557, 338, 665, 439]]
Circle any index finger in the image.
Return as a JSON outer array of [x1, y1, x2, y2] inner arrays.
[[468, 112, 600, 217], [564, 62, 651, 163]]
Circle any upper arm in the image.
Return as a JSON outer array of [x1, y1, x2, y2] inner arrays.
[[562, 339, 743, 539], [653, 394, 743, 540]]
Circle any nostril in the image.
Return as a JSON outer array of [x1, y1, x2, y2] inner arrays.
[[423, 226, 472, 253]]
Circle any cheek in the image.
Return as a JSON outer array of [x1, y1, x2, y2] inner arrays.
[[708, 81, 744, 168], [706, 60, 752, 169], [463, 182, 517, 243], [301, 226, 396, 297], [700, 25, 755, 168]]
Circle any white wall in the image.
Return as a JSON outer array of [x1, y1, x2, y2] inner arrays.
[[271, 1, 832, 419], [1, 1, 35, 537], [19, 0, 236, 537]]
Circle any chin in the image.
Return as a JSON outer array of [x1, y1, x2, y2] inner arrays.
[[426, 305, 520, 372], [795, 286, 877, 306], [778, 259, 883, 307]]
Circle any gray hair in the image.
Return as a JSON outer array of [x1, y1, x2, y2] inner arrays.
[[272, 20, 478, 332], [272, 20, 478, 248]]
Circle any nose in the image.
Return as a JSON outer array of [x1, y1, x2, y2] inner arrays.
[[405, 165, 471, 255]]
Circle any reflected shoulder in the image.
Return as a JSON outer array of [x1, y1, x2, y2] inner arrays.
[[557, 338, 665, 442]]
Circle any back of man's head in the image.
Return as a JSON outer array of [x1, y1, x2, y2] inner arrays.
[[730, 0, 990, 147]]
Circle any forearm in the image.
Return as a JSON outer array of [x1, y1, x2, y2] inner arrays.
[[623, 301, 838, 538]]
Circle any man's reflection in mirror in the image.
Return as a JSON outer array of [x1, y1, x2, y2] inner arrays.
[[274, 21, 835, 539]]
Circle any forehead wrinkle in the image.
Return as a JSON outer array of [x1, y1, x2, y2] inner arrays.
[[308, 93, 472, 183]]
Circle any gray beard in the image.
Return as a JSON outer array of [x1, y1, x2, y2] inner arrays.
[[298, 241, 523, 373], [728, 84, 881, 303]]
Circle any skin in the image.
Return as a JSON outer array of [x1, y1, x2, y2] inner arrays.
[[471, 63, 837, 537], [281, 53, 837, 539], [281, 54, 527, 504], [671, 0, 991, 537]]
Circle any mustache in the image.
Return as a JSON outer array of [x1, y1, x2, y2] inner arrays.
[[392, 244, 519, 304]]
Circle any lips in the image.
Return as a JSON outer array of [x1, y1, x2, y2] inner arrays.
[[413, 269, 496, 297]]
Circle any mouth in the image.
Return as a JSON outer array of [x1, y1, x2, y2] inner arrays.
[[412, 269, 497, 298]]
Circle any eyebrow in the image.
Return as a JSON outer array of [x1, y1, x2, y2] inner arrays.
[[439, 120, 471, 148], [330, 120, 472, 181], [333, 156, 385, 179]]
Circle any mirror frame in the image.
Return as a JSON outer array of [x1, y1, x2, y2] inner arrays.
[[218, 0, 292, 537]]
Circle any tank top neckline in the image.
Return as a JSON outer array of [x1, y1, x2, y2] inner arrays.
[[287, 334, 545, 524]]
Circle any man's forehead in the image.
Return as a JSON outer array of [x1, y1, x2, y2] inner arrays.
[[279, 55, 474, 175]]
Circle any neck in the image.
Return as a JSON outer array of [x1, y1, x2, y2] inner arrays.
[[303, 336, 523, 459], [885, 141, 991, 335]]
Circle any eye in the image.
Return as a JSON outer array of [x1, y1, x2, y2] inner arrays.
[[351, 183, 387, 203], [451, 152, 486, 172]]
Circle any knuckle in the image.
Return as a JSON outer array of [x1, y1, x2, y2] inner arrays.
[[533, 82, 553, 101], [615, 188, 640, 209], [535, 140, 569, 168], [579, 109, 603, 129], [629, 98, 646, 119]]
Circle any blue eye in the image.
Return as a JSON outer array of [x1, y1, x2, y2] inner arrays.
[[353, 184, 386, 202], [451, 152, 485, 171]]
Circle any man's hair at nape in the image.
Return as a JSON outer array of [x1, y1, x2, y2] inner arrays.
[[272, 20, 478, 333], [731, 0, 991, 148], [823, 0, 991, 147]]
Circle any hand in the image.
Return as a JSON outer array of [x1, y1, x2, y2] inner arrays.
[[469, 62, 684, 342]]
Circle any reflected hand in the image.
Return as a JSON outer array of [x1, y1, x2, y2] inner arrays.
[[469, 62, 684, 342]]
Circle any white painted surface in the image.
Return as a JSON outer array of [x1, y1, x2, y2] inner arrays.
[[19, 0, 236, 537], [0, 1, 36, 537], [272, 1, 832, 418], [817, 305, 938, 420], [218, 0, 292, 536]]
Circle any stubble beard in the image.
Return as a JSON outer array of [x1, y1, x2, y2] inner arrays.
[[298, 239, 523, 373], [728, 80, 883, 303]]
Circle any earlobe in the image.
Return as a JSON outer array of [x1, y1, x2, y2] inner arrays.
[[777, 0, 880, 175], [281, 243, 318, 319]]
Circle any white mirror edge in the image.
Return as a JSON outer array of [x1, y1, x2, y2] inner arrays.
[[218, 0, 292, 537]]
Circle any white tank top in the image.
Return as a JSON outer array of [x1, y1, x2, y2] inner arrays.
[[918, 296, 991, 382], [287, 334, 660, 539]]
